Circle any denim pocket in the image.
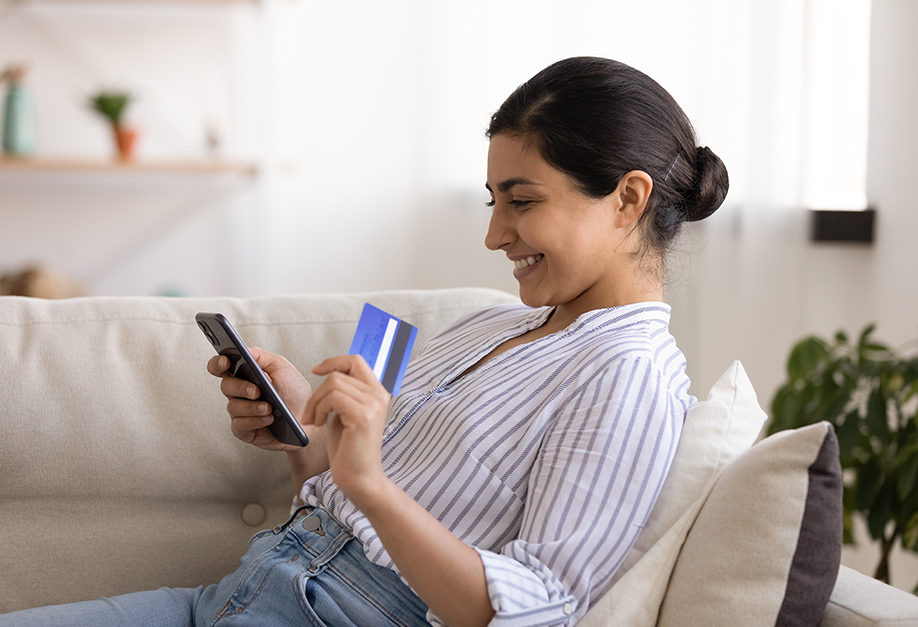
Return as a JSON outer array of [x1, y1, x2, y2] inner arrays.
[[294, 572, 333, 627]]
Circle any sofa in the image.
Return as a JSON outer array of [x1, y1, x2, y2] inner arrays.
[[2, 287, 918, 626]]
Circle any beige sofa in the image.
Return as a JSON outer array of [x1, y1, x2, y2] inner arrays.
[[2, 288, 917, 626]]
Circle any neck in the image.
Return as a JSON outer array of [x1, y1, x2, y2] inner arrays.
[[546, 284, 663, 333]]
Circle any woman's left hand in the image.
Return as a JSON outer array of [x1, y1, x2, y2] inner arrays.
[[303, 355, 392, 502]]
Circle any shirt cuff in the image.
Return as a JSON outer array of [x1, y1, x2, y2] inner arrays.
[[474, 547, 578, 626]]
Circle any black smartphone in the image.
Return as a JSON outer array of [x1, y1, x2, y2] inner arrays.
[[196, 312, 309, 447]]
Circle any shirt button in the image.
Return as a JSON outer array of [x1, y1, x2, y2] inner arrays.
[[563, 602, 573, 615]]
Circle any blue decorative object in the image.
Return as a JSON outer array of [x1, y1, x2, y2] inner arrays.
[[2, 65, 37, 157]]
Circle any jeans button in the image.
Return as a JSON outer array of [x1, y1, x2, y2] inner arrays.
[[302, 515, 323, 534]]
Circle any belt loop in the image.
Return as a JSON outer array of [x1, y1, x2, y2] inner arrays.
[[274, 504, 313, 534]]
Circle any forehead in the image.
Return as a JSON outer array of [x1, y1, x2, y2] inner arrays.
[[486, 134, 568, 192]]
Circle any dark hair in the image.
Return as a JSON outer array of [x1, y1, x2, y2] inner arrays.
[[487, 57, 728, 262]]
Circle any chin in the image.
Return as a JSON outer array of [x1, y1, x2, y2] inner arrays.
[[517, 289, 552, 310]]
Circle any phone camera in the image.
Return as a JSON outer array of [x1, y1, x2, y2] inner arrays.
[[197, 321, 218, 346]]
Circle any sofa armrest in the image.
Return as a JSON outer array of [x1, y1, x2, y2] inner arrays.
[[819, 566, 918, 627]]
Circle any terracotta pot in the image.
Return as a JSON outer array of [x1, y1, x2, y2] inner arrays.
[[112, 124, 138, 161]]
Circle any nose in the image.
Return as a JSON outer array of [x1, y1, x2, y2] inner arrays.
[[485, 206, 514, 251]]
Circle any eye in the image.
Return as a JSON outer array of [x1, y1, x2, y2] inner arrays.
[[485, 198, 534, 209], [509, 200, 532, 208]]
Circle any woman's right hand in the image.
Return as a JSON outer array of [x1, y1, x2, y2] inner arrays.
[[206, 347, 315, 452]]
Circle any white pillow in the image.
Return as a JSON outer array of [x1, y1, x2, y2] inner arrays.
[[579, 360, 767, 626]]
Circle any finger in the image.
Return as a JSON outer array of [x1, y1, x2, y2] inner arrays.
[[303, 375, 365, 426], [231, 414, 274, 435], [220, 375, 261, 401], [230, 416, 278, 446], [226, 397, 272, 418], [309, 391, 360, 428], [249, 347, 291, 378], [312, 355, 376, 382], [308, 381, 386, 428], [207, 354, 230, 377]]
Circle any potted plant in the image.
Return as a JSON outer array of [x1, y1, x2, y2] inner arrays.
[[769, 324, 918, 589], [87, 90, 137, 160]]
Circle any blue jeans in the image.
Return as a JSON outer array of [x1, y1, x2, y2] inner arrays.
[[0, 507, 429, 627]]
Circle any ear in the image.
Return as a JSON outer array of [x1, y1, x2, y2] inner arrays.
[[610, 170, 653, 227]]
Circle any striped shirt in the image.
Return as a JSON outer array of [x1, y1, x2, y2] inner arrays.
[[299, 302, 694, 626]]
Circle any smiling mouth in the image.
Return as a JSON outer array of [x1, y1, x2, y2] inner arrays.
[[514, 254, 544, 270]]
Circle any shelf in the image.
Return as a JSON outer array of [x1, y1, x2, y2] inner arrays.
[[0, 157, 258, 175], [1, 0, 257, 5]]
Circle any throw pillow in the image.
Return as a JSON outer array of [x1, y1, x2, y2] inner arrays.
[[657, 422, 843, 627], [578, 361, 767, 627]]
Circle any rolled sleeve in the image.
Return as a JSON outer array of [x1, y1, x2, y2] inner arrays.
[[475, 547, 578, 627]]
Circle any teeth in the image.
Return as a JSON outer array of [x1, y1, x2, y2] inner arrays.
[[514, 254, 543, 270]]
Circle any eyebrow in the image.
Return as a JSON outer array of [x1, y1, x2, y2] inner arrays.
[[485, 177, 542, 194]]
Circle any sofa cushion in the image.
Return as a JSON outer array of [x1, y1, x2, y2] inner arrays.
[[579, 360, 767, 626], [657, 422, 843, 627]]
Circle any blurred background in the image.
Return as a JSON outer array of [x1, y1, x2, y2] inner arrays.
[[2, 0, 916, 590]]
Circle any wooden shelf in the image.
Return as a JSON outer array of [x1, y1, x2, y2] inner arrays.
[[0, 157, 258, 175], [1, 0, 257, 5]]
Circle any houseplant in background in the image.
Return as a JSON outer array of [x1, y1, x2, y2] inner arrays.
[[87, 90, 137, 160], [769, 324, 918, 590]]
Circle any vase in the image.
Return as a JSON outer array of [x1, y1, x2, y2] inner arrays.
[[2, 83, 37, 157]]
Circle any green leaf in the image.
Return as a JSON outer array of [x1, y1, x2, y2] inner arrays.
[[856, 457, 885, 512], [867, 480, 895, 541], [898, 454, 918, 501], [88, 91, 132, 124], [788, 337, 830, 381], [866, 388, 891, 446], [769, 386, 794, 434], [904, 511, 918, 551], [818, 386, 853, 425], [836, 410, 863, 467], [859, 323, 878, 348], [842, 509, 855, 545]]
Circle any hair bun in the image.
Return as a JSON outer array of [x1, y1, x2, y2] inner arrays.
[[686, 146, 729, 222]]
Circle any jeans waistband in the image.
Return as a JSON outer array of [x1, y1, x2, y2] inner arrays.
[[275, 506, 355, 574]]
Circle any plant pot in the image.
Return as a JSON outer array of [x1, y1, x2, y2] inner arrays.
[[112, 125, 138, 161]]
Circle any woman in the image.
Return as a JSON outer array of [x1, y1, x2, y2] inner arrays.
[[0, 57, 727, 627]]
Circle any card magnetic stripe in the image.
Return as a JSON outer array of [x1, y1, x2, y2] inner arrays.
[[380, 320, 417, 394]]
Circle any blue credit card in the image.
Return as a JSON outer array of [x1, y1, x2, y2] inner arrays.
[[349, 303, 418, 396]]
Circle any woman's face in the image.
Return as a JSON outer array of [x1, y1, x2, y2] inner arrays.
[[485, 134, 654, 320]]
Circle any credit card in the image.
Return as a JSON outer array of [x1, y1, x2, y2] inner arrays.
[[349, 303, 417, 396]]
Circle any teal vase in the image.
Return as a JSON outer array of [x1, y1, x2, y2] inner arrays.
[[2, 84, 37, 157]]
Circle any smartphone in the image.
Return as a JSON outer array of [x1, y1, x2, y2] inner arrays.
[[196, 312, 309, 447]]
